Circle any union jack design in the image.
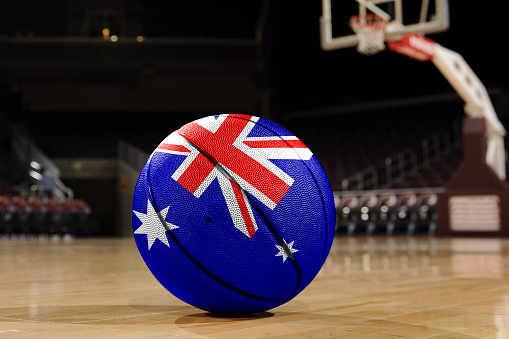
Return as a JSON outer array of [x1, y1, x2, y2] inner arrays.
[[155, 114, 313, 238]]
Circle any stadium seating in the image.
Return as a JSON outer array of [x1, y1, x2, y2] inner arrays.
[[0, 195, 98, 237], [409, 192, 438, 235], [0, 124, 99, 238], [370, 192, 398, 235], [0, 195, 16, 234], [388, 192, 419, 235], [334, 190, 439, 236], [335, 193, 360, 235], [387, 143, 462, 189], [349, 193, 378, 235], [286, 102, 463, 191], [15, 96, 466, 239]]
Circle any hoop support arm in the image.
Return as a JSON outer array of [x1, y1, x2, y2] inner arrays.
[[431, 44, 506, 179]]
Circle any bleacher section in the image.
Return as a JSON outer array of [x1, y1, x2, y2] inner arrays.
[[287, 96, 464, 236], [0, 119, 99, 238], [16, 95, 468, 237], [285, 98, 464, 191], [387, 142, 462, 189], [20, 112, 207, 158], [0, 196, 99, 237], [335, 189, 439, 236]]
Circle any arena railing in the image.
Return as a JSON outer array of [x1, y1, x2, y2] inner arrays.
[[118, 140, 149, 173], [340, 119, 462, 191], [10, 125, 74, 200]]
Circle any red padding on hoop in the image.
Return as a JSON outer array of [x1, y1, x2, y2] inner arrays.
[[388, 34, 437, 61]]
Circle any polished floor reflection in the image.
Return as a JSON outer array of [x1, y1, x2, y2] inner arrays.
[[1, 236, 508, 338]]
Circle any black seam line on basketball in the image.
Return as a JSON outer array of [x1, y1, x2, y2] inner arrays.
[[226, 115, 304, 297], [174, 135, 301, 299], [180, 136, 301, 299], [179, 115, 309, 297], [180, 136, 250, 202], [176, 137, 246, 203], [145, 155, 288, 303], [178, 115, 321, 296], [244, 191, 302, 299], [280, 148, 333, 281], [242, 116, 334, 286], [300, 163, 333, 278]]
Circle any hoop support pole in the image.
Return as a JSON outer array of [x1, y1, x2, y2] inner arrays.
[[431, 44, 506, 179]]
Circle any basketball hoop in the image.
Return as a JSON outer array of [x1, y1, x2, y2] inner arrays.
[[349, 13, 387, 56]]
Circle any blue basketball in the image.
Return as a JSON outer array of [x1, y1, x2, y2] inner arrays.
[[132, 114, 335, 313]]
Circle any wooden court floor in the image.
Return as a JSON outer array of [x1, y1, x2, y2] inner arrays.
[[1, 235, 508, 338]]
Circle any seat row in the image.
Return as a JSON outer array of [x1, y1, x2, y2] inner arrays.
[[0, 196, 99, 237], [335, 190, 438, 236], [285, 102, 463, 191]]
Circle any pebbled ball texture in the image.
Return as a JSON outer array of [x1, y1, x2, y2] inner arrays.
[[132, 114, 335, 313]]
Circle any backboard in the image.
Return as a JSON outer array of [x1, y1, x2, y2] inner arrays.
[[320, 0, 449, 51]]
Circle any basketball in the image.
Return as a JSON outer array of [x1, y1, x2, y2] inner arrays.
[[132, 114, 335, 313]]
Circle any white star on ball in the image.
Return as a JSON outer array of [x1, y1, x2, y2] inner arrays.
[[133, 199, 179, 250], [275, 239, 298, 263]]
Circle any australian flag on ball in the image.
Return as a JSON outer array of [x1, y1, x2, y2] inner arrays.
[[132, 114, 335, 313]]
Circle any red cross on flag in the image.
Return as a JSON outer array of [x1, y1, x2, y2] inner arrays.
[[155, 114, 313, 238]]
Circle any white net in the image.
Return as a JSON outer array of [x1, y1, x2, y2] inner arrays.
[[349, 14, 387, 56]]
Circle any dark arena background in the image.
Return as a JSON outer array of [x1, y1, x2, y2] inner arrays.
[[1, 1, 509, 338]]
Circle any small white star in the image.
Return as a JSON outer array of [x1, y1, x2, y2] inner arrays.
[[275, 239, 298, 263], [133, 199, 179, 250]]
